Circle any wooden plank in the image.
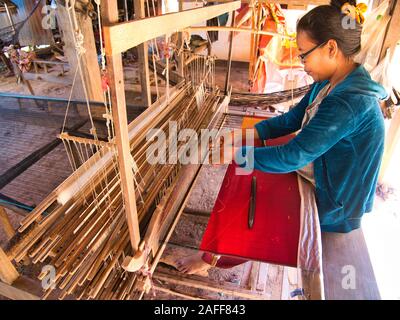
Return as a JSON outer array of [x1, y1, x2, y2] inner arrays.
[[153, 284, 203, 300], [0, 206, 15, 240], [322, 229, 381, 300], [104, 1, 241, 55], [32, 59, 68, 66], [256, 262, 269, 292], [249, 261, 260, 291], [281, 266, 290, 300], [239, 261, 253, 288], [0, 247, 19, 285], [154, 268, 270, 300], [22, 72, 72, 86], [287, 3, 308, 10], [266, 264, 284, 300], [0, 276, 40, 300], [134, 0, 152, 107], [286, 267, 300, 300], [102, 0, 141, 252]]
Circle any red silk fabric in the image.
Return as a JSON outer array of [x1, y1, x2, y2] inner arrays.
[[200, 121, 300, 268]]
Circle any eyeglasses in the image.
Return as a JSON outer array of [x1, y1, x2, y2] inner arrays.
[[298, 41, 327, 63]]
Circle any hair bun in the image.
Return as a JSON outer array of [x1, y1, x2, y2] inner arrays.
[[330, 0, 357, 11]]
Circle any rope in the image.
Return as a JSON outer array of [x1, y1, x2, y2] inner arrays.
[[65, 0, 97, 139], [146, 0, 160, 99], [62, 65, 80, 133]]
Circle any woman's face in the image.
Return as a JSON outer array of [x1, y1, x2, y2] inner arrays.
[[296, 31, 337, 82]]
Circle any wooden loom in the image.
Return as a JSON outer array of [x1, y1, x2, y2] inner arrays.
[[0, 0, 240, 300]]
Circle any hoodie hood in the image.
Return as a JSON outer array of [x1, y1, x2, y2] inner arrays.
[[329, 64, 388, 100]]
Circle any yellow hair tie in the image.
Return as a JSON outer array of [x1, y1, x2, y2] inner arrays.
[[341, 2, 368, 24]]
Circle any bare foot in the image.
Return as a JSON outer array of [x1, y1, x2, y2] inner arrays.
[[175, 252, 211, 276]]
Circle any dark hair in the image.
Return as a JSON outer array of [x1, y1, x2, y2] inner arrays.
[[297, 0, 362, 58]]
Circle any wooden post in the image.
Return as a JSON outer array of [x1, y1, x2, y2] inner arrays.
[[177, 0, 185, 77], [0, 247, 19, 285], [380, 110, 400, 182], [0, 207, 15, 240], [102, 1, 141, 252], [378, 0, 400, 62], [378, 0, 400, 182], [224, 10, 236, 95], [248, 1, 256, 84], [134, 0, 152, 107], [56, 4, 103, 102], [157, 0, 163, 15]]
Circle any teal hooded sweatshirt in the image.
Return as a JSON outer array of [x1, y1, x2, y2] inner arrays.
[[237, 65, 388, 233]]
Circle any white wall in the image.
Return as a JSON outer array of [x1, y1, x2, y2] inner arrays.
[[161, 1, 314, 69], [181, 1, 251, 62]]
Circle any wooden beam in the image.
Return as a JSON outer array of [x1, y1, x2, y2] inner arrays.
[[224, 11, 236, 95], [22, 72, 72, 86], [104, 1, 241, 55], [102, 1, 141, 252], [186, 25, 291, 38], [379, 0, 400, 62], [134, 0, 152, 107], [379, 109, 400, 182], [0, 276, 41, 300], [154, 268, 270, 300], [177, 0, 185, 77], [378, 0, 400, 181], [182, 0, 329, 4], [153, 284, 203, 300], [0, 247, 19, 285], [0, 206, 15, 240], [56, 4, 103, 101]]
